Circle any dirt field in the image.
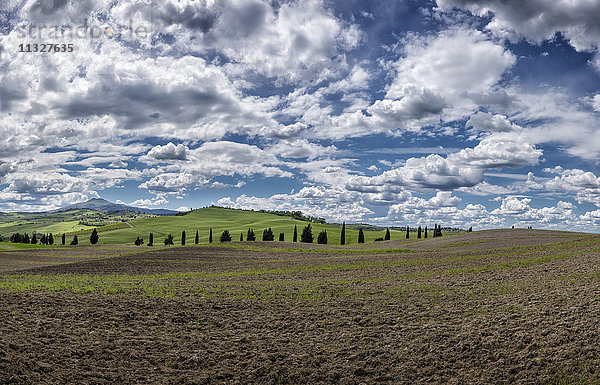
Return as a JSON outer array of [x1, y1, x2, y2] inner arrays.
[[0, 229, 599, 384]]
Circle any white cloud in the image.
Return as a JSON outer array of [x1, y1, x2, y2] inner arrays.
[[145, 142, 189, 161], [466, 111, 518, 133], [449, 136, 543, 168]]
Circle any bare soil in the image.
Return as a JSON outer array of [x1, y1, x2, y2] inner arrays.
[[0, 229, 599, 384]]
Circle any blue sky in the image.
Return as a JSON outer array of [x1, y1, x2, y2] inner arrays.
[[1, 0, 600, 231]]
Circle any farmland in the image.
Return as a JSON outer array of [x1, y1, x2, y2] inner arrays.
[[0, 229, 599, 384]]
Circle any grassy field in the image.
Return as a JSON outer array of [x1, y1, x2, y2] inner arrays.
[[69, 207, 443, 246], [0, 229, 598, 383]]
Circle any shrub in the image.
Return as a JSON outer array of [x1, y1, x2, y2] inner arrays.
[[262, 227, 274, 241], [374, 238, 384, 242], [89, 228, 99, 245], [220, 230, 232, 242], [164, 234, 174, 246], [134, 237, 144, 246], [358, 228, 365, 243], [317, 230, 327, 245], [300, 224, 313, 243]]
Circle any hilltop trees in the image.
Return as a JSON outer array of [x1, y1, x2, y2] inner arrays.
[[317, 230, 328, 244], [340, 222, 346, 245], [293, 225, 298, 242], [385, 228, 391, 241], [70, 235, 78, 245], [220, 230, 232, 242], [181, 231, 186, 246], [148, 233, 153, 246], [90, 228, 99, 245], [358, 228, 365, 243], [247, 228, 256, 241], [164, 234, 174, 246], [262, 228, 274, 241], [300, 224, 313, 243]]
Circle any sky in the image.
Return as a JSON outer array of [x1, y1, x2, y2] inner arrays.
[[1, 0, 600, 231]]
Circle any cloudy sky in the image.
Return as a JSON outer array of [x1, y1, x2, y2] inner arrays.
[[1, 0, 600, 230]]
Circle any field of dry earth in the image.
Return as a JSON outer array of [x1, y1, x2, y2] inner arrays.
[[0, 229, 599, 384]]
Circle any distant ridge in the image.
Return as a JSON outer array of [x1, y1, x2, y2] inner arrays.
[[59, 198, 177, 215]]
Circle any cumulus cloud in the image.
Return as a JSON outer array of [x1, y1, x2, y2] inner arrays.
[[449, 136, 543, 168], [437, 0, 600, 54], [491, 196, 577, 224], [145, 142, 189, 161], [346, 154, 483, 193], [466, 111, 518, 133]]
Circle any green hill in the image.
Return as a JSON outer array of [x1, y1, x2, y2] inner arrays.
[[70, 207, 407, 246]]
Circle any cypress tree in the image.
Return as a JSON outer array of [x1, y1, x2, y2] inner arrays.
[[406, 226, 409, 239], [300, 224, 313, 243], [164, 234, 174, 246], [220, 230, 232, 242], [40, 234, 47, 245], [70, 235, 78, 245], [262, 228, 274, 241], [62, 233, 66, 245], [340, 222, 346, 245], [195, 230, 199, 244], [181, 230, 186, 246], [293, 225, 298, 242], [385, 228, 391, 241], [317, 230, 328, 244], [209, 228, 213, 243], [358, 228, 365, 243], [31, 233, 37, 244], [424, 226, 428, 238], [89, 229, 98, 245], [240, 233, 244, 242], [48, 233, 54, 245], [417, 226, 422, 239], [279, 232, 284, 242], [147, 233, 154, 246], [468, 226, 473, 232], [247, 228, 255, 241]]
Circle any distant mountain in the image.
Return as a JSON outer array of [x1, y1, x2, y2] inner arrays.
[[59, 198, 177, 215]]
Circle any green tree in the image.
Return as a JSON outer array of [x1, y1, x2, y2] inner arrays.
[[40, 234, 46, 245], [293, 225, 298, 242], [134, 237, 144, 246], [195, 230, 199, 244], [164, 234, 174, 246], [247, 228, 256, 241], [220, 230, 232, 242], [62, 233, 66, 245], [385, 228, 391, 241], [300, 224, 313, 243], [48, 233, 54, 245], [317, 230, 328, 244], [405, 226, 409, 239], [417, 226, 422, 239], [147, 233, 154, 246], [424, 226, 428, 238], [89, 228, 99, 245], [358, 228, 365, 243], [31, 233, 37, 244], [70, 235, 78, 246], [468, 226, 473, 232], [181, 230, 186, 246], [340, 222, 346, 245], [279, 232, 284, 242], [262, 227, 274, 241], [240, 233, 244, 242], [209, 228, 213, 243]]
